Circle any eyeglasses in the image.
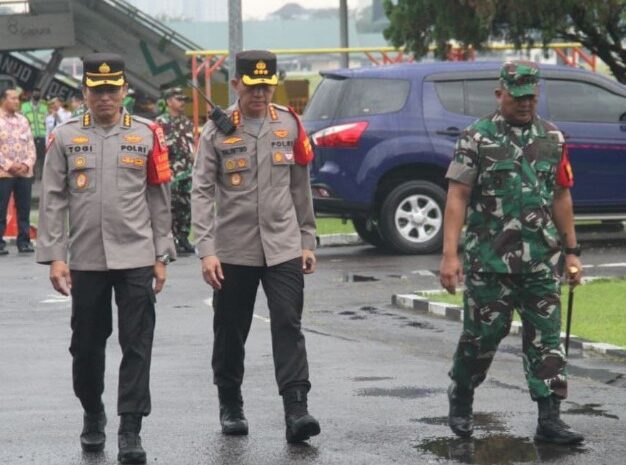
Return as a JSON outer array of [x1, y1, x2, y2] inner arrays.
[[173, 96, 189, 102]]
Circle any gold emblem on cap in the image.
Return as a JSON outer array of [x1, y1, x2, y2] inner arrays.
[[237, 158, 247, 168], [75, 156, 87, 168], [273, 152, 284, 163], [99, 63, 111, 74], [254, 60, 269, 76], [230, 173, 242, 186], [225, 159, 236, 170], [76, 173, 88, 189]]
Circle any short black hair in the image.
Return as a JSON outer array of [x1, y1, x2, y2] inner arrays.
[[0, 87, 17, 102]]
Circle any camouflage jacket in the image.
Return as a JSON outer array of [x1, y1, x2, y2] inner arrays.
[[446, 111, 566, 275], [156, 112, 195, 183]]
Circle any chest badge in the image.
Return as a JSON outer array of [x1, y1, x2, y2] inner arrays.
[[273, 129, 288, 138], [74, 156, 87, 168], [237, 158, 247, 168], [72, 136, 89, 144], [223, 136, 243, 145], [225, 159, 236, 170], [75, 173, 88, 189], [124, 135, 143, 144], [230, 173, 242, 186], [273, 152, 284, 163]]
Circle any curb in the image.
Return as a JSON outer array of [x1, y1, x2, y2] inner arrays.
[[317, 233, 362, 247], [392, 293, 626, 359]]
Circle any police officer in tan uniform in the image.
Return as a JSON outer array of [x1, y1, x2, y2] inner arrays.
[[192, 50, 320, 443], [36, 53, 175, 464]]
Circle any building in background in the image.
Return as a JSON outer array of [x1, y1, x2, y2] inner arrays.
[[126, 0, 227, 21]]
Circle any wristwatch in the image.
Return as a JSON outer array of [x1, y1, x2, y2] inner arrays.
[[564, 244, 582, 257], [156, 254, 171, 265]]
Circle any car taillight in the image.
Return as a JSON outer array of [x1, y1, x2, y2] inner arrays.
[[311, 121, 368, 148]]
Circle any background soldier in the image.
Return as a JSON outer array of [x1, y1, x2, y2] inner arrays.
[[192, 50, 320, 443], [439, 61, 584, 445], [36, 53, 175, 464], [156, 87, 195, 255]]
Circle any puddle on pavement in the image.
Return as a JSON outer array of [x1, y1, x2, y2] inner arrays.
[[487, 379, 526, 393], [415, 435, 587, 464], [564, 403, 619, 420], [387, 274, 409, 280], [568, 365, 626, 388], [343, 273, 379, 282], [414, 413, 507, 432], [405, 321, 436, 330], [360, 305, 379, 313], [352, 376, 394, 382], [356, 386, 443, 399]]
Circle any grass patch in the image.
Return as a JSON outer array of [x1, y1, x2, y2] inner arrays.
[[316, 218, 356, 235], [422, 278, 626, 348]]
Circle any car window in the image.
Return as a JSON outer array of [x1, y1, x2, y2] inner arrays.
[[434, 79, 497, 117], [336, 78, 410, 118], [302, 77, 346, 121], [434, 81, 464, 114], [546, 79, 626, 123], [465, 80, 498, 117]]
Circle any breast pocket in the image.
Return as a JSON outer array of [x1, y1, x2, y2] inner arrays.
[[270, 150, 294, 186], [117, 154, 147, 190], [480, 160, 515, 197], [68, 154, 97, 193], [221, 154, 251, 190]]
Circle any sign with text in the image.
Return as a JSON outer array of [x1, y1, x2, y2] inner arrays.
[[0, 13, 75, 50]]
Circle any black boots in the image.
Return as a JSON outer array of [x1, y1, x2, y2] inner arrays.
[[282, 388, 320, 443], [118, 414, 146, 464], [534, 395, 584, 444], [218, 387, 249, 435], [448, 382, 474, 438], [175, 236, 195, 255], [80, 410, 107, 452]]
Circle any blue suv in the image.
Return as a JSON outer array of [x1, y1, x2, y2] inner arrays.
[[302, 61, 626, 254]]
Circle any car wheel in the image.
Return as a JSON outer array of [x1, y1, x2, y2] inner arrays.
[[378, 180, 446, 254], [352, 217, 385, 247]]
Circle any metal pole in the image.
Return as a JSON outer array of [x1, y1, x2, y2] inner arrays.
[[228, 0, 243, 104], [339, 0, 349, 68]]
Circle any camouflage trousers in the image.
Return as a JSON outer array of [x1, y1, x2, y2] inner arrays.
[[171, 178, 191, 241], [449, 271, 567, 400]]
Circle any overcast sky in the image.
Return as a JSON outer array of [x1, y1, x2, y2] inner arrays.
[[242, 0, 359, 20]]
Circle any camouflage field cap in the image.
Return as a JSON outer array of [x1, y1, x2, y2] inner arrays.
[[499, 61, 539, 97]]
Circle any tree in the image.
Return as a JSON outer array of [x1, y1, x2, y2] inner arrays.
[[383, 0, 626, 84]]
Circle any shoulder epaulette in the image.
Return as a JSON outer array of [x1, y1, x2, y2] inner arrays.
[[130, 114, 154, 127], [271, 103, 289, 112]]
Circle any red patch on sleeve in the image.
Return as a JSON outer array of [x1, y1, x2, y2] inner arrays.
[[287, 106, 314, 166], [147, 122, 171, 185], [556, 144, 574, 188], [45, 133, 56, 154]]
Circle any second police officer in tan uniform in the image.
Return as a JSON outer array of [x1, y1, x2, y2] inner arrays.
[[192, 50, 320, 443], [36, 53, 175, 464]]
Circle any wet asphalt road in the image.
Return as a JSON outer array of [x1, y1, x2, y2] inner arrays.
[[1, 239, 626, 465]]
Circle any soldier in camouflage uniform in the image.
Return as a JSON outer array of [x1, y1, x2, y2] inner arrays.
[[156, 87, 195, 254], [439, 61, 584, 444]]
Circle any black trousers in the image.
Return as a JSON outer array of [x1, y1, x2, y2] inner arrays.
[[69, 267, 156, 416], [0, 176, 32, 248], [212, 258, 311, 394]]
